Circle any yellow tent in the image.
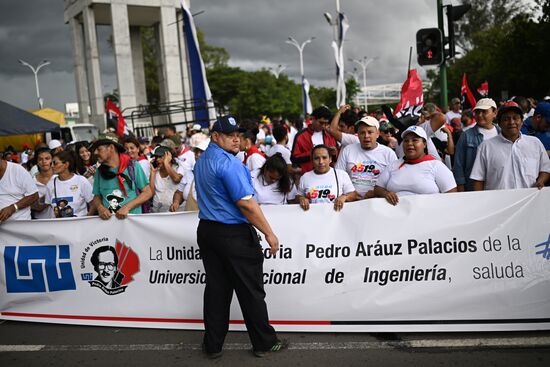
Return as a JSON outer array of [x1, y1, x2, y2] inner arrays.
[[0, 108, 65, 152], [31, 108, 66, 126]]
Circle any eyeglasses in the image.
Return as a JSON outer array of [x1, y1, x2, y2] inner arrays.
[[52, 160, 64, 165], [98, 262, 115, 271]]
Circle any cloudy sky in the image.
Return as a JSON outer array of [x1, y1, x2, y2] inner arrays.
[[0, 0, 441, 112]]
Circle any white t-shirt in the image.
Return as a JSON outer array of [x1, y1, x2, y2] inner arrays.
[[298, 167, 355, 204], [267, 144, 292, 165], [311, 131, 324, 146], [470, 134, 550, 190], [335, 143, 397, 196], [376, 159, 457, 196], [33, 174, 56, 219], [245, 153, 266, 179], [45, 174, 93, 217], [396, 121, 441, 160], [152, 163, 187, 212], [252, 174, 298, 205], [178, 149, 195, 171], [287, 126, 298, 150], [341, 132, 360, 147], [174, 170, 196, 212], [138, 159, 151, 180], [479, 126, 498, 140], [0, 162, 38, 221]]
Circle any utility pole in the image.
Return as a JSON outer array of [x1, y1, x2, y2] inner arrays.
[[437, 0, 447, 109]]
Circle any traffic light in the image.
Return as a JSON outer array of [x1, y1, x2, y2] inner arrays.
[[416, 28, 443, 66], [446, 4, 471, 58]]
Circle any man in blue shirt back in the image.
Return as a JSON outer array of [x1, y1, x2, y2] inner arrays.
[[194, 115, 287, 358], [521, 101, 550, 156]]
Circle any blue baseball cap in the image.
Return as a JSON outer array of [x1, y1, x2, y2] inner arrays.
[[535, 102, 550, 121], [211, 115, 244, 134]]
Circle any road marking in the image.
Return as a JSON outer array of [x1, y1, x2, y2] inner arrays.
[[1, 337, 549, 353]]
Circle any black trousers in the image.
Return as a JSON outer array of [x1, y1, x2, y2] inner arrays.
[[197, 220, 277, 353]]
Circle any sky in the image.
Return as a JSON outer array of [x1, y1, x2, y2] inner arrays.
[[0, 0, 442, 112]]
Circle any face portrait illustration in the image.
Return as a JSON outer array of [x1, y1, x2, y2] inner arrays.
[[91, 247, 119, 287]]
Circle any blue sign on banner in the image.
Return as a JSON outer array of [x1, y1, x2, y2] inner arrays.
[[4, 245, 76, 293]]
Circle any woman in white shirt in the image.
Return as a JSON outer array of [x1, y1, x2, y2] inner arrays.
[[374, 125, 457, 205], [150, 145, 185, 212], [297, 144, 358, 212], [31, 147, 56, 219], [46, 151, 94, 217], [253, 153, 298, 205]]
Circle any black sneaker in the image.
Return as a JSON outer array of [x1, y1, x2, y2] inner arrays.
[[202, 343, 223, 359], [253, 339, 289, 358]]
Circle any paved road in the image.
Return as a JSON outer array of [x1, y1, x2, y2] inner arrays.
[[1, 320, 550, 366]]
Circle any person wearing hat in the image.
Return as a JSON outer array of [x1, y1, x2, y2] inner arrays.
[[189, 123, 208, 150], [521, 101, 550, 157], [446, 97, 462, 123], [150, 143, 185, 213], [48, 139, 63, 155], [378, 120, 398, 150], [89, 134, 152, 219], [291, 105, 338, 173], [194, 115, 287, 358], [374, 125, 457, 205], [335, 115, 397, 199], [470, 101, 550, 191], [453, 98, 499, 192]]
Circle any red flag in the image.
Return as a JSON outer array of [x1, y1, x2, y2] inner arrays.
[[460, 73, 477, 110], [477, 80, 489, 97], [105, 99, 129, 138], [394, 69, 424, 119]]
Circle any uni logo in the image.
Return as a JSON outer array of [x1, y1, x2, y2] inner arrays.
[[4, 245, 76, 293]]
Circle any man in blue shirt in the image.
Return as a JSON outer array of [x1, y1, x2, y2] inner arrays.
[[521, 101, 550, 157], [194, 115, 287, 359]]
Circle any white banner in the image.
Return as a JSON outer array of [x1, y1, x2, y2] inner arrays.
[[1, 189, 550, 332]]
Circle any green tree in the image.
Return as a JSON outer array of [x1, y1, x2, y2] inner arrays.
[[197, 29, 229, 69]]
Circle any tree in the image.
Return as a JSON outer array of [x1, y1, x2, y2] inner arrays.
[[196, 29, 229, 69], [454, 0, 524, 52]]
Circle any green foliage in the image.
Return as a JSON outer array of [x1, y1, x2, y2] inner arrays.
[[196, 29, 229, 69], [140, 27, 160, 104], [207, 66, 303, 118], [446, 14, 550, 100]]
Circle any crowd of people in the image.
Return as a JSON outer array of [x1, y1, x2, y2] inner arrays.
[[1, 96, 550, 223]]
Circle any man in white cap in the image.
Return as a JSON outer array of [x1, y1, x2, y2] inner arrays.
[[335, 116, 397, 198], [189, 123, 208, 149], [453, 98, 499, 191], [48, 139, 63, 154]]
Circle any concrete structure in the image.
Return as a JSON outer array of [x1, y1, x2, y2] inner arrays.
[[64, 0, 192, 130]]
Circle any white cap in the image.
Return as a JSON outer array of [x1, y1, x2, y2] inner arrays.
[[48, 139, 62, 150], [194, 138, 210, 152], [191, 124, 202, 131], [401, 125, 428, 140], [474, 98, 497, 111], [355, 116, 380, 130]]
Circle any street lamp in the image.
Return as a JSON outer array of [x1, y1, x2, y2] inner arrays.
[[18, 59, 50, 109], [286, 36, 315, 116], [268, 64, 287, 79], [349, 56, 376, 111]]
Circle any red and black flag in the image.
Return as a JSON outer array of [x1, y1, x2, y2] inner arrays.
[[476, 80, 489, 98], [460, 73, 477, 110], [105, 99, 129, 138]]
